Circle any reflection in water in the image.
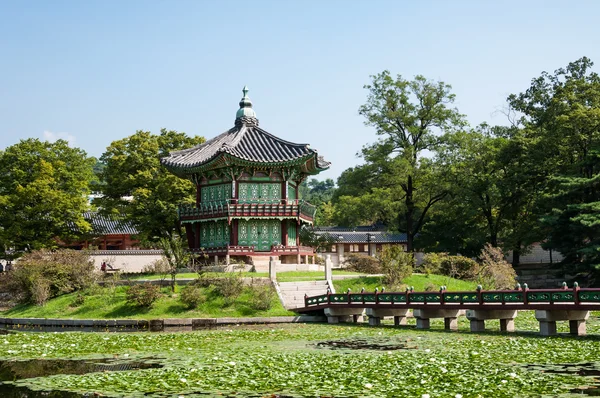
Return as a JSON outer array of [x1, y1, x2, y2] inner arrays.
[[0, 357, 163, 397]]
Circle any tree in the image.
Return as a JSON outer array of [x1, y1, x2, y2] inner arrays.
[[97, 129, 205, 242], [508, 57, 600, 279], [299, 178, 336, 225], [430, 125, 546, 262], [0, 139, 95, 257], [336, 72, 465, 251], [158, 235, 190, 292]]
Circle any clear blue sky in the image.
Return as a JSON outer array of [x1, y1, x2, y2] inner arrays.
[[1, 0, 599, 180]]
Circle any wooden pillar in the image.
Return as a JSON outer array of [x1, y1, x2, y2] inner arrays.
[[196, 184, 201, 206], [184, 224, 195, 249], [296, 223, 300, 246], [194, 223, 201, 249], [281, 220, 288, 246], [281, 181, 287, 204], [232, 220, 239, 246]]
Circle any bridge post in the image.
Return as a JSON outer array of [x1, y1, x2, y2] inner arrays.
[[324, 308, 364, 324], [535, 310, 590, 336], [413, 309, 461, 331], [466, 310, 517, 333], [366, 308, 410, 327]]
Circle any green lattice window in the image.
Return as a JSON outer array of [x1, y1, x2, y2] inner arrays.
[[200, 184, 232, 206], [287, 220, 297, 246], [200, 220, 230, 248], [238, 183, 282, 203], [238, 219, 281, 251]]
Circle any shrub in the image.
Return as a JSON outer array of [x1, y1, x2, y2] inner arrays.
[[440, 255, 480, 280], [213, 272, 244, 301], [6, 249, 98, 305], [419, 253, 445, 275], [70, 292, 86, 308], [378, 246, 414, 287], [250, 284, 275, 310], [180, 284, 206, 309], [424, 282, 437, 292], [477, 244, 517, 289], [344, 253, 382, 274], [31, 278, 51, 306], [126, 283, 161, 308]]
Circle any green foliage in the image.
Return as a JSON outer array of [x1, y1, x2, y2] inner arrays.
[[299, 179, 336, 225], [212, 272, 244, 302], [507, 57, 600, 278], [441, 255, 479, 281], [6, 249, 97, 305], [0, 139, 95, 256], [377, 246, 414, 287], [477, 244, 517, 289], [157, 235, 191, 291], [332, 71, 466, 250], [343, 253, 382, 274], [4, 320, 600, 397], [179, 284, 206, 309], [125, 283, 161, 308], [97, 129, 204, 241], [249, 284, 275, 310]]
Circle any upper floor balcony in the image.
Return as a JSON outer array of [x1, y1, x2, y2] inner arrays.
[[178, 199, 317, 224]]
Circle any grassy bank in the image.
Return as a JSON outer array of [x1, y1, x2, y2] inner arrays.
[[2, 284, 293, 319], [333, 273, 478, 293]]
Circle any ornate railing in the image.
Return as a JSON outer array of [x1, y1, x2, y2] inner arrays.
[[189, 244, 313, 255], [178, 200, 317, 222], [304, 283, 600, 308]]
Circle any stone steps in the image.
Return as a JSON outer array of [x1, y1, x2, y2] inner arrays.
[[277, 280, 330, 310]]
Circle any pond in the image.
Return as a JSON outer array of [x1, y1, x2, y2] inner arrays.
[[1, 315, 600, 397]]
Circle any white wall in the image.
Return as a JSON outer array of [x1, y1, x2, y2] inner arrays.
[[90, 250, 164, 273]]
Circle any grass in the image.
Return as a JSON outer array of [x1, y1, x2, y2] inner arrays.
[[2, 284, 294, 319], [333, 273, 478, 293]]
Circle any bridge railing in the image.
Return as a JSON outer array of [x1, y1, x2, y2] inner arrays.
[[304, 283, 600, 308]]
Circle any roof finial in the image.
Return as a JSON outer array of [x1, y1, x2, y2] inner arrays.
[[235, 86, 257, 125]]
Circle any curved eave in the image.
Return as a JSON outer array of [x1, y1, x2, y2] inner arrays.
[[163, 152, 328, 178]]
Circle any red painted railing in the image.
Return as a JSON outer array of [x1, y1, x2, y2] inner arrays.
[[178, 200, 316, 222], [301, 283, 600, 310]]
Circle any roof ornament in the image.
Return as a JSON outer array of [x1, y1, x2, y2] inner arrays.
[[235, 85, 258, 127]]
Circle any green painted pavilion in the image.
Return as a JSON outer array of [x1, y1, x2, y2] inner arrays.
[[161, 87, 330, 264]]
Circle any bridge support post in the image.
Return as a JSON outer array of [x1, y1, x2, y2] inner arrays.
[[366, 308, 410, 327], [324, 308, 364, 324], [535, 310, 590, 336], [413, 309, 461, 331], [466, 310, 517, 333]]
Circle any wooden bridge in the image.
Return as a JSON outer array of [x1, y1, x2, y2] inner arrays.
[[296, 283, 600, 336]]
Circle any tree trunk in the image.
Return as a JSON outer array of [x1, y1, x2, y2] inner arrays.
[[512, 243, 521, 267], [405, 175, 414, 252]]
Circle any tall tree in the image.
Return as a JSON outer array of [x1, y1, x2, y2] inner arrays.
[[299, 178, 336, 225], [431, 125, 545, 262], [509, 57, 600, 278], [0, 139, 95, 257], [344, 71, 465, 251], [98, 129, 204, 242]]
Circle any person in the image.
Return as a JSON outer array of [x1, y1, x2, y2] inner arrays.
[[0, 262, 4, 273], [101, 262, 107, 272]]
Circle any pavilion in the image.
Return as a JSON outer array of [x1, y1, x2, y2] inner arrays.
[[161, 87, 330, 265]]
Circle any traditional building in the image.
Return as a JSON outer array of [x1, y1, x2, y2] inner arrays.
[[63, 211, 140, 250], [161, 87, 330, 264], [313, 225, 408, 266]]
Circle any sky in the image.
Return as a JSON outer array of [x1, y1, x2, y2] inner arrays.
[[1, 0, 599, 180]]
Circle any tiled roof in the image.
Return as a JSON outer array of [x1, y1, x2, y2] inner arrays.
[[161, 123, 330, 170], [315, 230, 407, 244], [83, 212, 138, 235]]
